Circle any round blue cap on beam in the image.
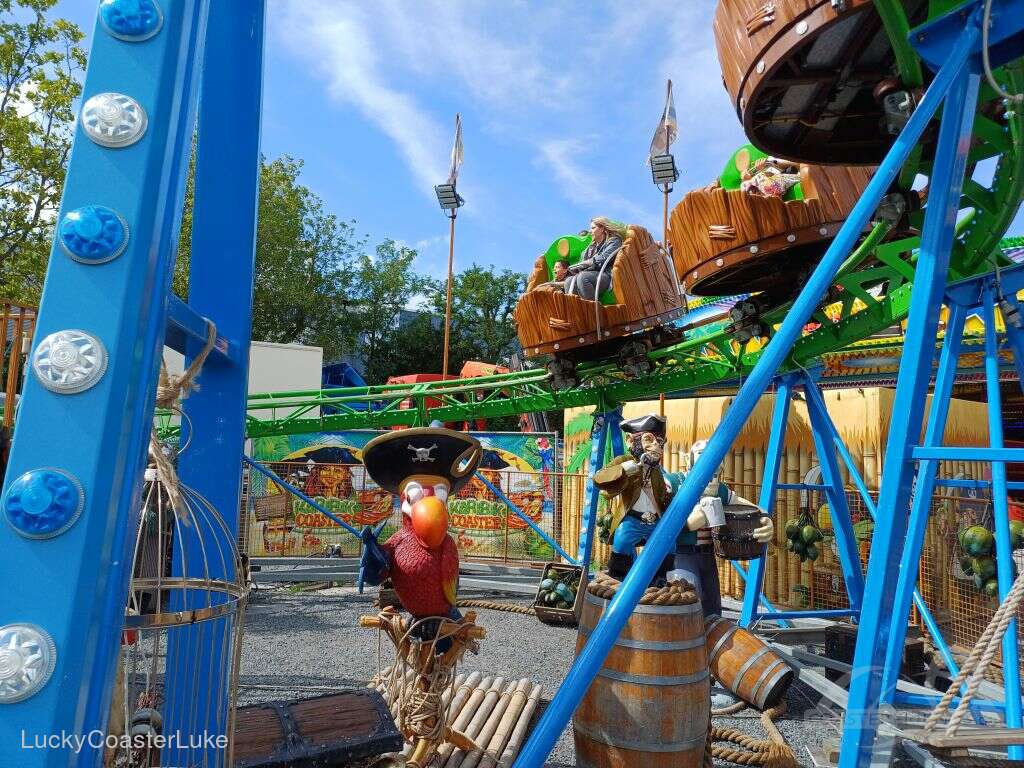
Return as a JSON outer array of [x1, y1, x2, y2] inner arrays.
[[3, 469, 84, 539], [58, 206, 129, 264], [99, 0, 163, 42], [0, 624, 57, 703]]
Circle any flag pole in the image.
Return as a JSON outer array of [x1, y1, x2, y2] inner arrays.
[[442, 210, 457, 379]]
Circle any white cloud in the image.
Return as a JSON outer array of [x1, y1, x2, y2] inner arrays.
[[537, 137, 653, 228]]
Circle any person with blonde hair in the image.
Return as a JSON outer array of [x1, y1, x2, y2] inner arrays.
[[565, 217, 626, 300]]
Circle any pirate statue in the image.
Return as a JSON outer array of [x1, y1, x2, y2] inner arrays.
[[674, 438, 773, 617], [358, 427, 483, 646], [593, 414, 680, 582]]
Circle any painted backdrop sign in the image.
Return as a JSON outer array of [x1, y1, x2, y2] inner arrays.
[[248, 431, 558, 560]]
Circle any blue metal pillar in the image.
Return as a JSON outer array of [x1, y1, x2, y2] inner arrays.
[[803, 378, 865, 613], [981, 287, 1023, 756], [576, 409, 618, 571], [514, 9, 965, 763], [839, 28, 980, 768], [164, 3, 265, 766], [0, 4, 207, 766], [739, 375, 792, 626], [879, 302, 966, 704]]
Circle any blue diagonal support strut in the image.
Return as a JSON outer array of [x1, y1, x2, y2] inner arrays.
[[513, 11, 972, 765], [839, 27, 981, 768]]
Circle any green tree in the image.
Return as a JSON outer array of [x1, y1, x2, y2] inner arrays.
[[0, 0, 86, 303], [176, 155, 361, 359], [348, 240, 429, 383], [429, 264, 525, 366]]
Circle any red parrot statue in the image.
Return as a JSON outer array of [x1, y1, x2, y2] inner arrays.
[[358, 427, 482, 630]]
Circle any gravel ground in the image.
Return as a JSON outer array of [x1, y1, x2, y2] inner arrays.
[[238, 584, 846, 767]]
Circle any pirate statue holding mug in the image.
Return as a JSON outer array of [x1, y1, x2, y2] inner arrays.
[[593, 414, 680, 583], [673, 438, 773, 617]]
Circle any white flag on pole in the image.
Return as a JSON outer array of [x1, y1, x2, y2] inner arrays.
[[447, 113, 464, 184], [647, 79, 678, 165]]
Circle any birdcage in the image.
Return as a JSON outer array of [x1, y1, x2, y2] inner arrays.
[[105, 466, 248, 768]]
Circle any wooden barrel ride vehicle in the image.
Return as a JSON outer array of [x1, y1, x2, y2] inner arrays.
[[513, 224, 684, 388], [573, 580, 709, 768], [714, 0, 931, 165], [705, 615, 795, 711], [669, 145, 873, 340]]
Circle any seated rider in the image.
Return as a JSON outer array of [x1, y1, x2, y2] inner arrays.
[[565, 217, 626, 300], [534, 259, 570, 293]]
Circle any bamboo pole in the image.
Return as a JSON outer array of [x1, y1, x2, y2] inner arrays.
[[476, 680, 533, 768], [497, 683, 542, 768], [456, 679, 526, 768], [436, 677, 501, 765], [446, 671, 483, 726]]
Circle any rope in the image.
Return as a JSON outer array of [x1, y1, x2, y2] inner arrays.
[[149, 321, 218, 520], [924, 567, 1024, 736], [456, 598, 535, 616], [710, 704, 799, 768], [587, 571, 699, 605]]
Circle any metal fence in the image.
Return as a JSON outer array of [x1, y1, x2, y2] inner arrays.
[[244, 461, 572, 564]]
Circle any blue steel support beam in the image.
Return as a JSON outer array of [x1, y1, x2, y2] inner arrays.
[[576, 410, 617, 570], [740, 376, 792, 626], [839, 29, 980, 768], [473, 471, 576, 564], [166, 4, 265, 765], [514, 10, 968, 763], [982, 287, 1023, 757], [0, 5, 207, 766], [803, 375, 865, 613], [879, 301, 965, 705], [731, 562, 790, 621]]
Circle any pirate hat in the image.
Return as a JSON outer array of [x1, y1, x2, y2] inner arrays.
[[361, 427, 483, 495], [621, 413, 667, 438]]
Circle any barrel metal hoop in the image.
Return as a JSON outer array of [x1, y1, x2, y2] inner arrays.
[[574, 721, 707, 753], [578, 623, 706, 652], [748, 658, 785, 707], [752, 663, 792, 708], [596, 667, 710, 687], [707, 622, 736, 662], [731, 646, 770, 692], [584, 591, 702, 615]]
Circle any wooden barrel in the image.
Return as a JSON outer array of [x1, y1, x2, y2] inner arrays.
[[573, 587, 709, 768], [705, 616, 794, 710]]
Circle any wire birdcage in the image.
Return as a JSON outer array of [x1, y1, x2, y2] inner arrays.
[[106, 466, 248, 768]]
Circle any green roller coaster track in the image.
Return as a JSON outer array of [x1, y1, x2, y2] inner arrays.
[[157, 7, 1023, 443]]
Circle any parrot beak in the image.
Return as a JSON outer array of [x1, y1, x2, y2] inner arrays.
[[411, 496, 449, 549]]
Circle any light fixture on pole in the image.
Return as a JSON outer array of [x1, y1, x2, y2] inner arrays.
[[439, 114, 464, 380], [648, 80, 679, 417]]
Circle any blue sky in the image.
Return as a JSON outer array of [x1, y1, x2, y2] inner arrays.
[[55, 1, 1022, 281]]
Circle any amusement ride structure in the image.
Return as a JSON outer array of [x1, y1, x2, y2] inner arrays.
[[1, 1, 1024, 767]]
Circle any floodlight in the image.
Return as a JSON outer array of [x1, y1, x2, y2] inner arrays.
[[650, 154, 679, 186], [434, 184, 465, 211]]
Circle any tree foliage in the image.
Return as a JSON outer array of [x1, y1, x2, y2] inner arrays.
[[0, 0, 85, 303], [176, 155, 361, 360]]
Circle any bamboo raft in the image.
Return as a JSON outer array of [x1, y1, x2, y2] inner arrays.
[[369, 669, 543, 768], [714, 0, 931, 164]]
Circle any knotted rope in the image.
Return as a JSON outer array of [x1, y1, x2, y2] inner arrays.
[[149, 321, 218, 520], [924, 567, 1024, 736], [456, 598, 535, 616]]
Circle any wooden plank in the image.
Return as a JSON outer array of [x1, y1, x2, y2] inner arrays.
[[901, 728, 1024, 749]]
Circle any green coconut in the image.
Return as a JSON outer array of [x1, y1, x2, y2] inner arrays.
[[971, 557, 997, 581], [963, 526, 995, 557], [984, 579, 1000, 598]]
